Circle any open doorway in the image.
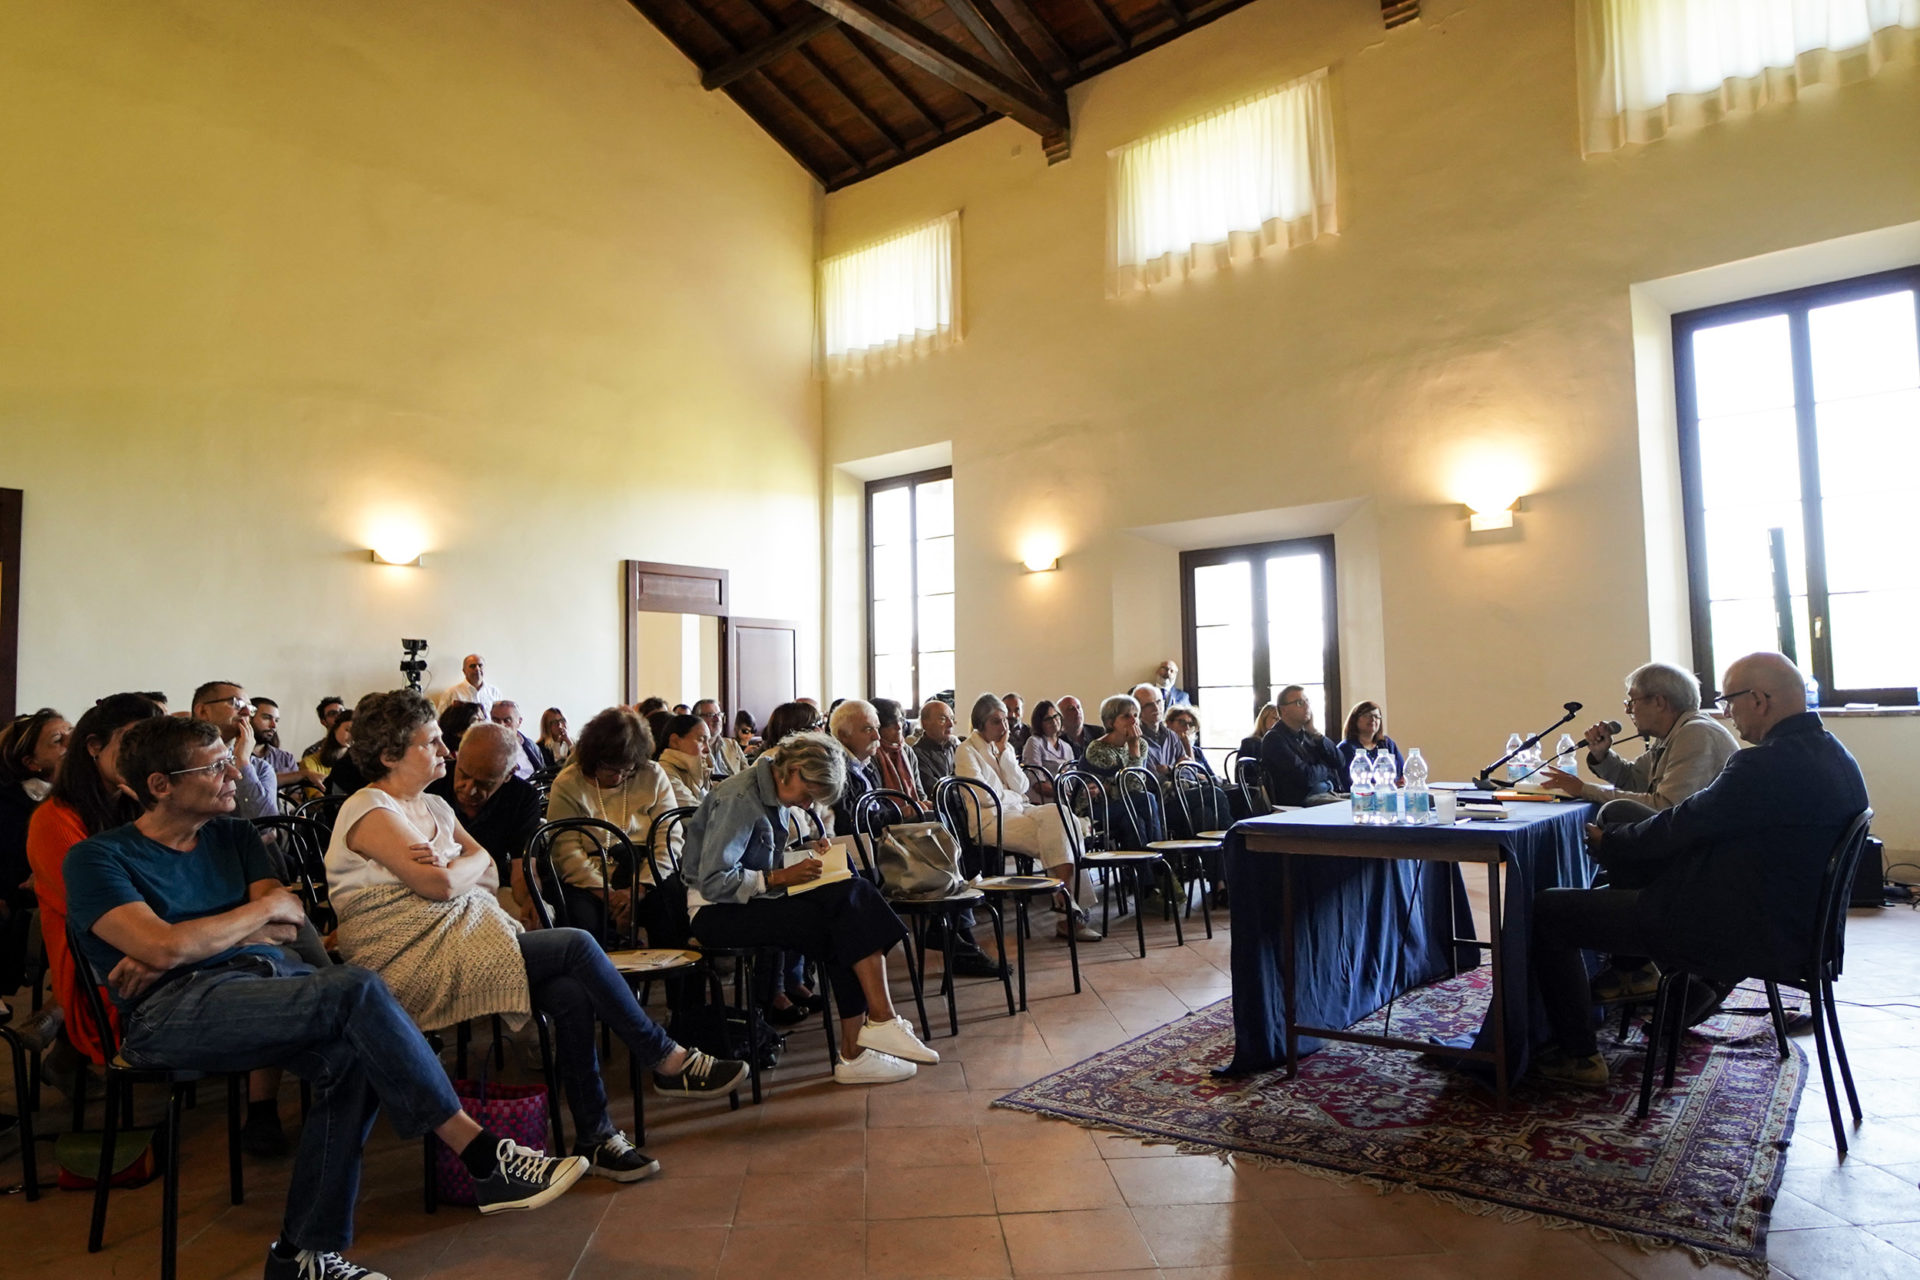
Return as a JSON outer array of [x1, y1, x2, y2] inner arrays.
[[622, 560, 730, 712]]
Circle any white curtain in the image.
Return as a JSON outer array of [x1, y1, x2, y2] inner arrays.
[[1577, 0, 1919, 155], [818, 211, 960, 376], [1109, 67, 1337, 294]]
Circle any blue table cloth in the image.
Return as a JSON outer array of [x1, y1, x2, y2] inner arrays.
[[1222, 799, 1592, 1081]]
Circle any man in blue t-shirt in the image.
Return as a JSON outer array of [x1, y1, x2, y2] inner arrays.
[[64, 717, 588, 1280]]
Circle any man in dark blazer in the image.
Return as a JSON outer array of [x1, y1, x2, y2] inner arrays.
[[1258, 685, 1348, 806], [1532, 652, 1869, 1086]]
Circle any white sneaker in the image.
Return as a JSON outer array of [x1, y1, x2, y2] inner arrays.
[[833, 1049, 917, 1085], [857, 1015, 940, 1065], [1056, 917, 1103, 942]]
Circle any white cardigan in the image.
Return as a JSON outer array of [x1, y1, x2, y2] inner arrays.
[[954, 731, 1033, 814]]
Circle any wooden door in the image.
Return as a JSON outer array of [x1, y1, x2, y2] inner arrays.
[[622, 560, 729, 708], [727, 617, 800, 734]]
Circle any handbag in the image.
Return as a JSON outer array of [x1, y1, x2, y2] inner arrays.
[[875, 822, 966, 900], [430, 1071, 552, 1205], [55, 1127, 158, 1190]]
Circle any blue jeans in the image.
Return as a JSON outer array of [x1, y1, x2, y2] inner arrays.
[[121, 956, 460, 1253], [518, 927, 677, 1146]]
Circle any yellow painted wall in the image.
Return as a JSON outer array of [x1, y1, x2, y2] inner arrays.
[[0, 0, 822, 724], [821, 0, 1920, 847]]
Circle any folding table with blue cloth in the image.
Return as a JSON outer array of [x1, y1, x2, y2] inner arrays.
[[1218, 799, 1593, 1105]]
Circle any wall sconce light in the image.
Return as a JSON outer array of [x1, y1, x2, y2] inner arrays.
[[370, 547, 425, 568], [1463, 496, 1526, 532], [1021, 553, 1060, 573]]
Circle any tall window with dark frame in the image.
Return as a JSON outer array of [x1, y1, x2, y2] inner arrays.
[[867, 469, 954, 709], [1675, 266, 1920, 706], [1179, 536, 1340, 772]]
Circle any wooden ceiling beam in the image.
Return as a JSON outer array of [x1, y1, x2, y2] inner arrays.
[[793, 0, 1068, 136], [941, 0, 1056, 94], [993, 0, 1074, 69], [837, 28, 948, 134], [1382, 1, 1420, 28], [731, 0, 907, 154], [701, 12, 839, 89], [1079, 0, 1131, 51]]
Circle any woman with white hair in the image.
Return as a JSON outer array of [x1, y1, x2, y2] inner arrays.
[[954, 694, 1100, 942]]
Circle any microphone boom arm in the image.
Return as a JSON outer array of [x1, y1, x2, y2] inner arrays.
[[1475, 704, 1584, 788]]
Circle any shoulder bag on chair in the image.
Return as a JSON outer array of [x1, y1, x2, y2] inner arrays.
[[875, 822, 965, 900]]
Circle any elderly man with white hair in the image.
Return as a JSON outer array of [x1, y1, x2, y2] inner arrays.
[[955, 694, 1100, 942], [1541, 661, 1739, 822]]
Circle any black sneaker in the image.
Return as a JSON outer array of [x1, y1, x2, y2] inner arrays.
[[472, 1139, 589, 1215], [652, 1048, 750, 1097], [949, 947, 1007, 980], [575, 1130, 660, 1183], [262, 1244, 391, 1280], [243, 1109, 290, 1159]]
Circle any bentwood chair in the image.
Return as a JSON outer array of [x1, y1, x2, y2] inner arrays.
[[1637, 809, 1875, 1157], [934, 775, 1079, 1006], [1055, 770, 1183, 958], [852, 787, 1008, 1037], [1144, 760, 1225, 938], [293, 791, 346, 836], [249, 814, 338, 934], [67, 927, 245, 1280]]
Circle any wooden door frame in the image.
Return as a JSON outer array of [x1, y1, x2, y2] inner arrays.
[[621, 560, 730, 709], [0, 489, 19, 719]]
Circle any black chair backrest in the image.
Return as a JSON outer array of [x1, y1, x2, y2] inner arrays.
[[1167, 760, 1214, 837], [1814, 808, 1876, 982], [63, 922, 122, 1065], [933, 775, 1005, 876], [851, 788, 924, 880], [1022, 763, 1052, 795], [641, 805, 699, 884], [250, 814, 337, 933], [1116, 766, 1164, 846], [523, 816, 637, 941], [1053, 770, 1106, 861], [295, 792, 346, 836]]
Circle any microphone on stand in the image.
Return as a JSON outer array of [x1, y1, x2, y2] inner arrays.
[[1474, 701, 1584, 789], [1503, 726, 1645, 788]]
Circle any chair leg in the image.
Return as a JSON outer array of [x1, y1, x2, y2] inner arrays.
[[1196, 858, 1213, 939], [534, 1015, 566, 1153], [1065, 896, 1082, 994], [1765, 982, 1792, 1061], [900, 923, 932, 1043], [1822, 978, 1864, 1126], [988, 903, 1015, 1018], [1807, 983, 1848, 1156], [493, 1014, 507, 1070], [1130, 870, 1148, 958], [940, 917, 960, 1038], [161, 1085, 185, 1280], [226, 1073, 245, 1205], [1661, 981, 1684, 1089], [1637, 975, 1675, 1120], [88, 1074, 121, 1252], [455, 1021, 470, 1078], [423, 1135, 438, 1214], [1162, 861, 1185, 948], [740, 953, 762, 1105]]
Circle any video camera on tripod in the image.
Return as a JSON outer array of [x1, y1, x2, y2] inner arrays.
[[400, 638, 429, 692]]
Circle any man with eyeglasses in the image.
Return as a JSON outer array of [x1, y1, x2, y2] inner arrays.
[[192, 680, 279, 820], [64, 717, 590, 1279], [1531, 652, 1869, 1088], [696, 699, 746, 780], [1129, 683, 1184, 779], [487, 700, 543, 780], [1540, 663, 1738, 823], [427, 723, 542, 925], [1257, 685, 1347, 806]]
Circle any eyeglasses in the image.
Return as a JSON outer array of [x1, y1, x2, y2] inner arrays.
[[170, 753, 238, 778], [1279, 698, 1307, 708], [196, 695, 246, 709], [1713, 688, 1757, 711]]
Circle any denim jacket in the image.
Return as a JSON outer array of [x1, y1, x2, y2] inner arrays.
[[681, 757, 786, 912]]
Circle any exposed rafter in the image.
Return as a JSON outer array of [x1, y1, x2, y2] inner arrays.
[[1382, 0, 1419, 28], [793, 0, 1069, 139], [941, 0, 1056, 94], [700, 12, 838, 89]]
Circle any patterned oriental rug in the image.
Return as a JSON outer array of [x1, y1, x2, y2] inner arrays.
[[996, 972, 1802, 1274]]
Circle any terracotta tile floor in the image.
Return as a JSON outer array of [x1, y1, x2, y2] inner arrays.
[[5, 901, 1919, 1278]]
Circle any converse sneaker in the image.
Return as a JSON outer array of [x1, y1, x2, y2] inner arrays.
[[576, 1130, 660, 1183], [832, 1049, 917, 1085], [472, 1139, 589, 1214], [652, 1047, 750, 1097], [856, 1014, 939, 1065], [262, 1244, 391, 1280]]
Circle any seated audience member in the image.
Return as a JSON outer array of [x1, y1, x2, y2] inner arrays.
[[828, 699, 882, 839], [1540, 661, 1741, 1003], [696, 700, 745, 779], [734, 711, 760, 758], [636, 696, 669, 719], [140, 692, 171, 715], [488, 700, 544, 779], [1020, 700, 1074, 801], [537, 707, 573, 768], [1, 708, 70, 998], [323, 716, 372, 797], [248, 698, 313, 789], [1258, 686, 1348, 806], [1241, 703, 1279, 764], [301, 711, 353, 781], [1541, 661, 1739, 821], [193, 682, 280, 820], [956, 694, 1098, 942], [1153, 658, 1192, 710], [436, 652, 503, 714], [912, 698, 959, 799], [1003, 693, 1030, 752], [752, 702, 832, 1022], [66, 715, 592, 1280], [871, 698, 922, 804], [324, 692, 745, 1187], [1084, 693, 1147, 776], [543, 708, 679, 940], [27, 694, 160, 1063], [437, 701, 485, 753], [1337, 700, 1403, 782], [1532, 652, 1869, 1087], [1165, 706, 1215, 777], [426, 722, 542, 924], [681, 731, 936, 1084], [1130, 683, 1182, 777], [672, 703, 690, 716], [301, 696, 346, 763], [1057, 695, 1096, 758], [656, 713, 713, 806]]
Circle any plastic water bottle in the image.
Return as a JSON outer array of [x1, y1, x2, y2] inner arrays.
[[1403, 748, 1431, 824], [1554, 733, 1579, 777], [1374, 751, 1401, 825], [1350, 750, 1375, 824], [1504, 733, 1525, 785]]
